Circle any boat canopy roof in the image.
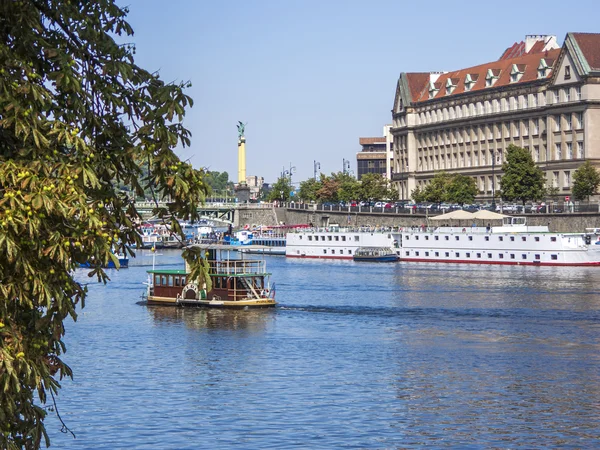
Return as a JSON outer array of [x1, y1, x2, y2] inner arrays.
[[147, 269, 187, 275]]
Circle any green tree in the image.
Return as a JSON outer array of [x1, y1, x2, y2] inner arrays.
[[445, 174, 478, 205], [297, 177, 321, 201], [0, 2, 209, 448], [421, 171, 452, 204], [204, 171, 233, 196], [499, 144, 545, 204], [411, 186, 425, 203], [267, 176, 293, 202], [316, 173, 340, 202], [332, 172, 359, 203], [572, 161, 600, 201], [357, 173, 390, 201]]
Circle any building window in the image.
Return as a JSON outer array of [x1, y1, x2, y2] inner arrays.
[[565, 171, 571, 187], [565, 65, 571, 80], [567, 142, 573, 159], [565, 115, 572, 131], [532, 119, 539, 135], [556, 144, 562, 160], [577, 141, 584, 159], [553, 171, 559, 187], [534, 146, 540, 162], [576, 86, 582, 100], [554, 115, 561, 132], [577, 112, 584, 129], [513, 121, 519, 137], [565, 88, 571, 102], [553, 91, 559, 104]]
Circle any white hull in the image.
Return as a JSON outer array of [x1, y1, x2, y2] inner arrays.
[[286, 226, 600, 266]]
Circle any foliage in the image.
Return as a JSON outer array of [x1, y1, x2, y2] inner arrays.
[[411, 186, 425, 203], [316, 173, 341, 202], [204, 171, 233, 196], [572, 161, 600, 201], [267, 176, 293, 202], [445, 174, 478, 205], [333, 172, 360, 203], [357, 173, 394, 201], [0, 2, 209, 448], [297, 177, 320, 201], [419, 172, 452, 204], [499, 144, 545, 205]]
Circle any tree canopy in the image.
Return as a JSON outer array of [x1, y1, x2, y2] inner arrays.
[[572, 161, 600, 201], [267, 176, 294, 202], [499, 144, 545, 204], [411, 171, 477, 205], [0, 2, 209, 448]]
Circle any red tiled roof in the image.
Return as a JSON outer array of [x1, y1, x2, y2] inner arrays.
[[405, 73, 431, 101], [572, 33, 600, 70], [414, 47, 561, 103], [500, 42, 526, 60], [359, 137, 386, 145]]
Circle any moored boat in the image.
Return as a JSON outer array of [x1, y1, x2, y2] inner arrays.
[[353, 247, 399, 262], [145, 244, 277, 308]]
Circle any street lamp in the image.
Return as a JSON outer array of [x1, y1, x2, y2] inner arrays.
[[314, 160, 320, 180]]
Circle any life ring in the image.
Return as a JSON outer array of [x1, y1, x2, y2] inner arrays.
[[244, 224, 249, 230]]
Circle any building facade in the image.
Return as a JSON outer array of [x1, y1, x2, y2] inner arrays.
[[357, 125, 393, 180], [390, 33, 600, 201]]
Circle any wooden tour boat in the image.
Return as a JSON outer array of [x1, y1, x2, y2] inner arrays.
[[145, 244, 276, 308]]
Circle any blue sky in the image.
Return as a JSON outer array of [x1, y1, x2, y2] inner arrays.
[[123, 0, 599, 184]]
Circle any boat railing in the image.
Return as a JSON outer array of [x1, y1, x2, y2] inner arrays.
[[209, 259, 267, 275]]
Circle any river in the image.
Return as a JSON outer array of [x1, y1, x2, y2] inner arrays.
[[47, 249, 600, 449]]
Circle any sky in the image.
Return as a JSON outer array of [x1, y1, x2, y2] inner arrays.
[[122, 0, 599, 185]]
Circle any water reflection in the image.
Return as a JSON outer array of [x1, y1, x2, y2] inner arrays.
[[147, 305, 276, 332]]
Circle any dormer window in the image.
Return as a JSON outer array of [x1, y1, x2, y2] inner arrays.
[[485, 69, 500, 87], [537, 59, 553, 79], [445, 78, 458, 95], [428, 81, 439, 99], [510, 64, 525, 83], [464, 74, 477, 92]]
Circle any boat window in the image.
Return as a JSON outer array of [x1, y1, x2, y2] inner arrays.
[[168, 276, 174, 287], [161, 275, 167, 285], [405, 251, 410, 256], [445, 236, 449, 241], [435, 236, 439, 241], [510, 254, 515, 259], [551, 237, 557, 242], [321, 236, 325, 241], [348, 250, 352, 255], [455, 236, 459, 241], [323, 249, 327, 254], [522, 254, 527, 259], [435, 252, 439, 257], [445, 252, 450, 257], [308, 236, 312, 241], [155, 275, 161, 286], [425, 251, 429, 256], [551, 254, 558, 260], [328, 236, 332, 241], [485, 236, 490, 241], [455, 252, 460, 257], [466, 252, 470, 258], [425, 236, 429, 240], [415, 236, 419, 240], [175, 277, 180, 287], [499, 254, 504, 259], [342, 236, 346, 241], [477, 253, 481, 258], [535, 237, 540, 242], [331, 249, 335, 254], [499, 236, 503, 241], [510, 236, 515, 241], [535, 254, 540, 260], [415, 251, 419, 256], [340, 250, 343, 254], [522, 236, 527, 241], [299, 236, 302, 240], [468, 236, 473, 241], [487, 253, 492, 258], [405, 235, 409, 240], [354, 236, 359, 242], [335, 236, 339, 241]]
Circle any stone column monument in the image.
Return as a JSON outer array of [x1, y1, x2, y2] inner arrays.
[[235, 121, 250, 202]]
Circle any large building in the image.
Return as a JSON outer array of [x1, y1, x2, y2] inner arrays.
[[391, 33, 600, 201], [357, 125, 393, 180]]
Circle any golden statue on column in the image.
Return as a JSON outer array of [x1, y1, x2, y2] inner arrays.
[[237, 121, 247, 186]]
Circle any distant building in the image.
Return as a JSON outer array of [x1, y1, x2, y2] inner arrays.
[[391, 33, 600, 201], [245, 175, 264, 200], [357, 125, 393, 180]]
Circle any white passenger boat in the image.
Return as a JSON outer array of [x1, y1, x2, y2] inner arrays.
[[285, 218, 600, 266]]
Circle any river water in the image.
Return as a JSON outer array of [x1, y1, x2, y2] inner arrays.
[[47, 250, 600, 449]]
